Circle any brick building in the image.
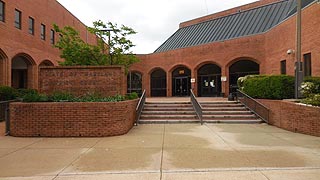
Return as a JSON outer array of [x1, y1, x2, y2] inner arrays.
[[1, 0, 319, 98], [0, 0, 97, 90], [129, 0, 320, 97]]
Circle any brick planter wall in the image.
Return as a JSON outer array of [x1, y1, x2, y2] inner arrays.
[[258, 99, 320, 137], [9, 99, 138, 137]]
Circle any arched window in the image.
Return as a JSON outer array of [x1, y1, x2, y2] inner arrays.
[[150, 68, 167, 97], [127, 71, 142, 96], [197, 64, 222, 97], [172, 66, 191, 96]]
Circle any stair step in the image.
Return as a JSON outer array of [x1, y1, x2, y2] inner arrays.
[[202, 107, 247, 111], [203, 114, 257, 119], [202, 111, 253, 115], [146, 102, 190, 104], [140, 115, 197, 119], [139, 119, 200, 124], [144, 108, 194, 111], [204, 119, 263, 124], [142, 111, 195, 115], [201, 104, 244, 107]]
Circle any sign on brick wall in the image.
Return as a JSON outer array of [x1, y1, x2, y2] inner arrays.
[[39, 66, 126, 96]]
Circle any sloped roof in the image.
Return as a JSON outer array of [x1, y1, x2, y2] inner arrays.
[[154, 0, 315, 53]]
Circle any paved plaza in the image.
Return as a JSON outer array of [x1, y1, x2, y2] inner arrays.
[[0, 123, 320, 179]]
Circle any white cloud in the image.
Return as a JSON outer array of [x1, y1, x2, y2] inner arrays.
[[57, 0, 257, 54]]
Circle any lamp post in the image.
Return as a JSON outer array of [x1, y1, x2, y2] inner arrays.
[[100, 29, 113, 65], [295, 0, 303, 99]]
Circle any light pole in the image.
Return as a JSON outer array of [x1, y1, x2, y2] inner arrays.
[[100, 29, 113, 65], [295, 0, 303, 99]]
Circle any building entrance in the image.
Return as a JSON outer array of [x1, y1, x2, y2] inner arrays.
[[172, 66, 191, 96], [197, 64, 222, 97]]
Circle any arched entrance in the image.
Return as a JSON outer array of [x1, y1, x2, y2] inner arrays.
[[11, 54, 35, 89], [39, 60, 54, 66], [127, 71, 142, 96], [229, 60, 259, 93], [197, 64, 222, 97], [172, 66, 191, 96], [150, 68, 167, 97]]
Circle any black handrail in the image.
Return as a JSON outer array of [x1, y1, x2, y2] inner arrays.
[[236, 90, 270, 123], [135, 89, 146, 125], [190, 89, 203, 125]]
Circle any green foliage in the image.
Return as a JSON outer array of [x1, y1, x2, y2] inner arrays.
[[0, 86, 18, 101], [22, 91, 48, 102], [54, 20, 139, 71], [54, 24, 108, 66], [49, 91, 75, 102], [242, 75, 295, 99], [303, 77, 320, 94], [88, 20, 140, 71], [125, 92, 139, 100], [301, 94, 320, 107]]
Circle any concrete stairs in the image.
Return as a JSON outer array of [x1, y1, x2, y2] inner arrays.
[[139, 102, 199, 124], [138, 100, 263, 124], [201, 101, 263, 124]]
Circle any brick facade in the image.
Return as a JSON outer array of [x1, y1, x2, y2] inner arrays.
[[9, 99, 139, 137], [0, 0, 97, 89], [258, 99, 320, 137], [39, 66, 126, 96], [132, 2, 320, 97]]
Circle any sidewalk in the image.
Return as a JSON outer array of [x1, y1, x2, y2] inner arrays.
[[0, 124, 319, 179]]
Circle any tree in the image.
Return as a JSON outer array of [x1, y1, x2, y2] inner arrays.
[[88, 20, 139, 70], [53, 24, 107, 66], [53, 20, 139, 70]]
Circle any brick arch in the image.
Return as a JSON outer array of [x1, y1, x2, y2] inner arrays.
[[39, 59, 55, 66], [226, 57, 261, 69], [11, 53, 36, 89], [194, 61, 222, 72], [168, 64, 192, 74], [0, 49, 8, 86]]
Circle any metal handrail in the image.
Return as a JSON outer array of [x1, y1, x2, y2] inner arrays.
[[236, 90, 270, 123], [135, 89, 146, 125], [190, 89, 203, 125]]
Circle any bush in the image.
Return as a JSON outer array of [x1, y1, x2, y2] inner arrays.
[[17, 89, 38, 99], [49, 91, 75, 102], [301, 94, 320, 107], [303, 77, 320, 94], [242, 75, 295, 99], [0, 86, 18, 101], [22, 91, 48, 102], [125, 92, 139, 100]]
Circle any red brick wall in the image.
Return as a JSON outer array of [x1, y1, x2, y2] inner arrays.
[[39, 66, 126, 96], [9, 99, 138, 137], [259, 99, 320, 137], [132, 2, 320, 97], [0, 0, 97, 88]]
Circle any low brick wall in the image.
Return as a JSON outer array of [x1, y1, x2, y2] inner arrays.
[[39, 66, 126, 96], [258, 99, 320, 137], [9, 99, 138, 137]]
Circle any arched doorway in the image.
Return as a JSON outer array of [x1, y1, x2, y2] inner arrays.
[[197, 64, 222, 97], [229, 60, 259, 93], [39, 60, 54, 66], [172, 66, 191, 96], [150, 68, 167, 97], [127, 71, 142, 96], [11, 54, 35, 89]]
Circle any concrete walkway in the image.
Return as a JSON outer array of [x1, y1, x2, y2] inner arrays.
[[0, 124, 319, 179]]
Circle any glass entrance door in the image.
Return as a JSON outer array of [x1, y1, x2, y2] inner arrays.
[[199, 75, 221, 97], [174, 77, 189, 96]]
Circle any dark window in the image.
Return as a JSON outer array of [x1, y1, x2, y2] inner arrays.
[[14, 9, 21, 29], [50, 29, 55, 44], [40, 24, 46, 40], [280, 60, 286, 75], [304, 53, 312, 77], [0, 0, 5, 22], [28, 17, 34, 35]]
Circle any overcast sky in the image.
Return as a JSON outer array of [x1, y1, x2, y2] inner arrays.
[[56, 0, 257, 54]]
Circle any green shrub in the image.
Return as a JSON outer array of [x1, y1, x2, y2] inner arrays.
[[303, 77, 320, 94], [22, 91, 48, 102], [242, 75, 294, 99], [301, 94, 320, 107], [16, 89, 38, 99], [0, 86, 18, 101], [49, 91, 75, 102], [125, 92, 139, 100]]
